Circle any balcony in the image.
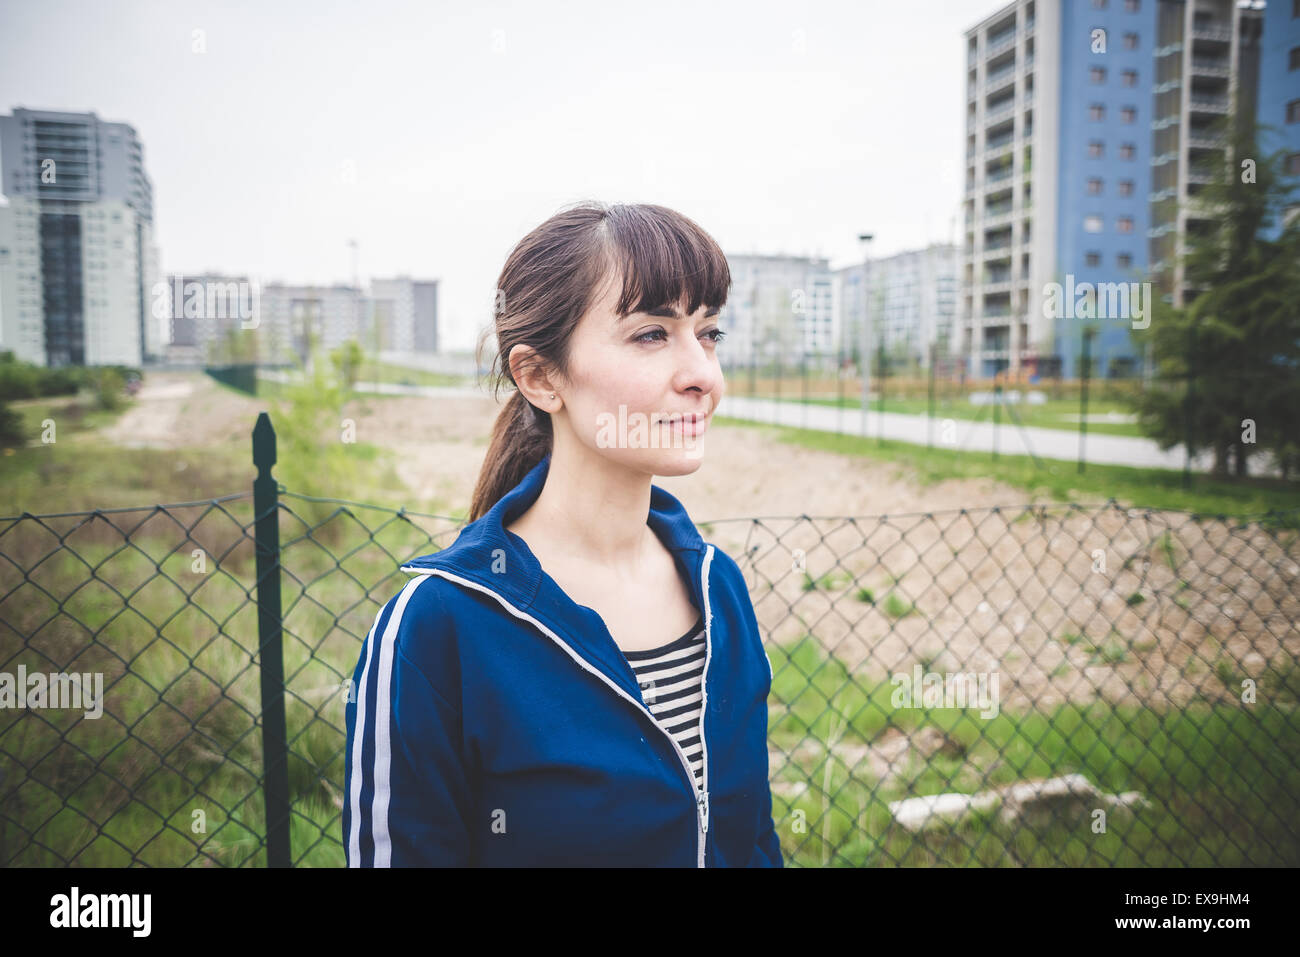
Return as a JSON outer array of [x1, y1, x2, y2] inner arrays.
[[986, 29, 1018, 58], [985, 139, 1015, 162], [985, 166, 1015, 185], [984, 99, 1018, 125], [1189, 95, 1229, 114], [1190, 23, 1232, 43], [1190, 56, 1230, 78], [1187, 165, 1223, 185], [985, 67, 1017, 95], [983, 207, 1016, 230]]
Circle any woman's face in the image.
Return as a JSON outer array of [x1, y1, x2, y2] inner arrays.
[[553, 275, 726, 477]]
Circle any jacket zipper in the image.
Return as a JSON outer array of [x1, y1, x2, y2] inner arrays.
[[404, 543, 715, 868]]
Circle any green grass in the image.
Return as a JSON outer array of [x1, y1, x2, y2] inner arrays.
[[0, 517, 452, 866], [7, 391, 130, 448], [763, 633, 1300, 866], [882, 592, 915, 619], [757, 392, 1145, 437], [348, 359, 473, 390], [713, 415, 1300, 519]]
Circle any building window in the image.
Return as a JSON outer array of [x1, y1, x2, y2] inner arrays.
[[1289, 100, 1300, 123], [1089, 141, 1105, 158], [1121, 106, 1137, 123], [1118, 179, 1134, 196], [1089, 103, 1106, 120], [1124, 33, 1139, 50], [1086, 251, 1102, 267], [1122, 69, 1138, 86], [1093, 0, 1108, 8], [1126, 0, 1140, 10], [1090, 66, 1107, 84], [1120, 143, 1136, 160], [1287, 153, 1300, 176], [1088, 177, 1104, 194], [1118, 252, 1133, 269], [1084, 215, 1104, 232], [1290, 48, 1300, 71], [1117, 217, 1134, 233]]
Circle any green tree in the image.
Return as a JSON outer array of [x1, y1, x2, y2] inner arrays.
[[0, 396, 25, 448], [269, 338, 373, 539], [1130, 110, 1300, 479], [91, 367, 127, 412], [329, 339, 364, 393]]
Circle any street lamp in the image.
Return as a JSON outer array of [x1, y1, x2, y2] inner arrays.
[[858, 233, 874, 429]]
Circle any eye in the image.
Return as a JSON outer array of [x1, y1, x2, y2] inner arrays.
[[633, 327, 728, 345]]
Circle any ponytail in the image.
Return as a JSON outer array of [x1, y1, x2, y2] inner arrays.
[[468, 390, 552, 522]]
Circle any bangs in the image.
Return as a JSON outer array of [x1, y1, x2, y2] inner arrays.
[[597, 204, 732, 320]]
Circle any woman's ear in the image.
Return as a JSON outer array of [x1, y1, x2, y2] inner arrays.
[[509, 344, 560, 409]]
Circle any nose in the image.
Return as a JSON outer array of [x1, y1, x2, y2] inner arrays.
[[673, 332, 724, 407]]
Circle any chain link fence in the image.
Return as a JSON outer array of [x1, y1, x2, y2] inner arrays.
[[2, 415, 1298, 866]]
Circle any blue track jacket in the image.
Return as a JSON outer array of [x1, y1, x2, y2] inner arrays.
[[343, 452, 783, 867]]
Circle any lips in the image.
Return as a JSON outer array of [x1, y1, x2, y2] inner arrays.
[[659, 412, 710, 436]]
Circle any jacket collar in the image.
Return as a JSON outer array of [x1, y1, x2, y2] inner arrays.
[[400, 452, 708, 617]]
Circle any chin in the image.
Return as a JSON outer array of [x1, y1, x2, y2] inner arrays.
[[647, 445, 706, 477]]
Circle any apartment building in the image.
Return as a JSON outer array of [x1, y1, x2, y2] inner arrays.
[[1257, 0, 1300, 239], [718, 254, 834, 370], [0, 108, 162, 367], [1150, 0, 1266, 306], [369, 277, 439, 354], [834, 243, 959, 371], [961, 0, 1266, 380]]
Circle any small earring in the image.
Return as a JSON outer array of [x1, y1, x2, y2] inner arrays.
[[549, 393, 556, 401]]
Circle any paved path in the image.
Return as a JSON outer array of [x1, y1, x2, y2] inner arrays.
[[260, 367, 1280, 476], [717, 395, 1226, 473]]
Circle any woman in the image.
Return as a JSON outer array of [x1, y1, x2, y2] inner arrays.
[[344, 201, 782, 867]]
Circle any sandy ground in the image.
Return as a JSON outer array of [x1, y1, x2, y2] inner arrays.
[[99, 371, 1300, 718]]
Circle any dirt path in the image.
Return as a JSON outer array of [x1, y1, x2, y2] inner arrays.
[[97, 371, 1298, 714], [98, 371, 267, 450]]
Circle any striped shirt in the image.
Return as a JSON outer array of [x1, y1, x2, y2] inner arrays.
[[622, 614, 707, 791]]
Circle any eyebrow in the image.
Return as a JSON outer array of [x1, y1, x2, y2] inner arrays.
[[621, 304, 721, 323]]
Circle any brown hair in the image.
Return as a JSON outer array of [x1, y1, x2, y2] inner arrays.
[[467, 201, 732, 522]]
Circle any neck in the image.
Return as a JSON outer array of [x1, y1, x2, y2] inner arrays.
[[512, 427, 658, 578]]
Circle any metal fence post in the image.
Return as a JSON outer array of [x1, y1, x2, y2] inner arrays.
[[1184, 320, 1195, 490], [993, 379, 1002, 462], [927, 342, 936, 449], [253, 412, 291, 867], [1078, 328, 1093, 475]]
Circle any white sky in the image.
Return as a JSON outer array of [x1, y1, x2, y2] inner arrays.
[[1, 0, 986, 351]]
